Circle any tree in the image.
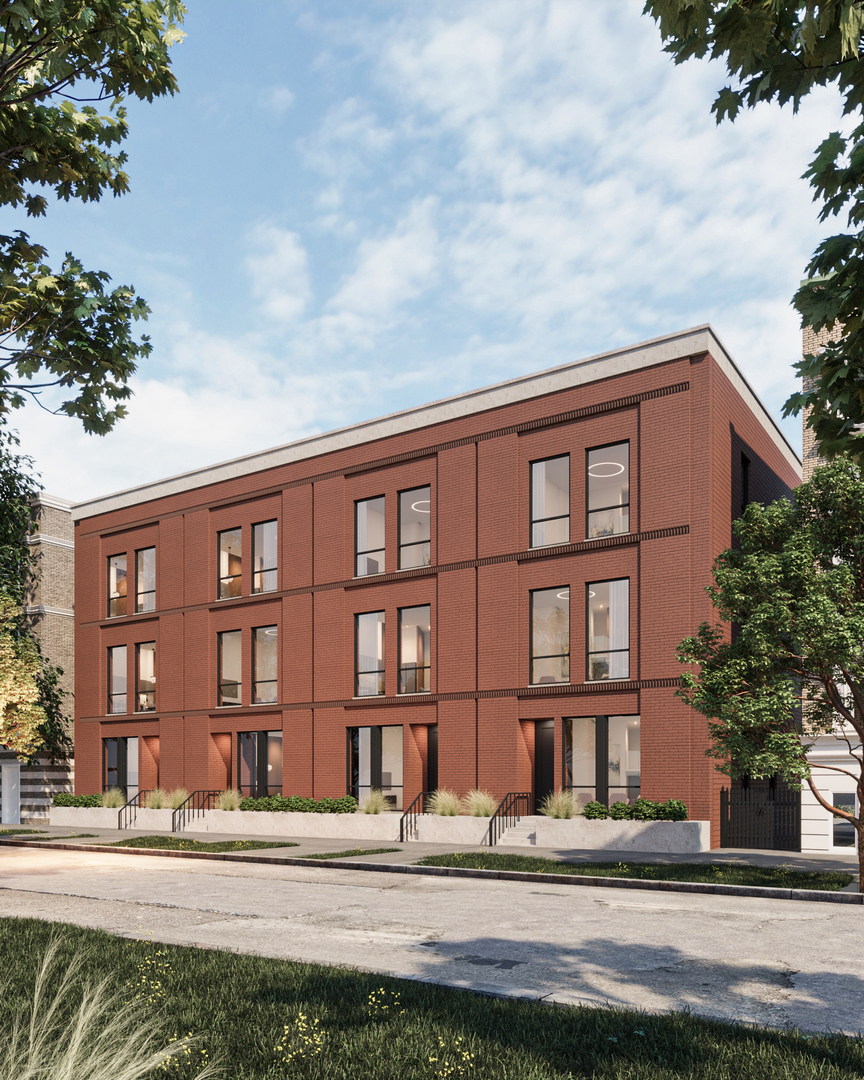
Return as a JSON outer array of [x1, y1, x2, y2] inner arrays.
[[644, 0, 864, 463], [0, 427, 71, 761], [677, 456, 864, 885], [0, 594, 46, 759], [0, 0, 185, 433]]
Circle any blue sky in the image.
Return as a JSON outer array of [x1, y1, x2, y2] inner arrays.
[[8, 0, 848, 501]]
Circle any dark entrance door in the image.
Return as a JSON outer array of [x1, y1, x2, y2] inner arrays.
[[427, 725, 438, 793], [534, 720, 555, 810]]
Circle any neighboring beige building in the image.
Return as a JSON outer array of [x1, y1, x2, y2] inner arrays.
[[798, 323, 859, 854], [0, 493, 74, 823]]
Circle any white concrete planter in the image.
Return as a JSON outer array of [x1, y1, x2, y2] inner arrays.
[[132, 808, 175, 830], [51, 807, 120, 829], [192, 809, 402, 841], [522, 816, 710, 853], [409, 815, 492, 844]]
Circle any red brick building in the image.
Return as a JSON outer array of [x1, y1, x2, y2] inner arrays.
[[72, 326, 800, 844]]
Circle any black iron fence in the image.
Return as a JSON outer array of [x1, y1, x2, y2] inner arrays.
[[720, 785, 800, 851]]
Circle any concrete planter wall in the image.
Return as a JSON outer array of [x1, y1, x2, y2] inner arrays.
[[52, 807, 120, 829], [525, 816, 710, 853], [409, 815, 491, 844], [194, 809, 402, 840]]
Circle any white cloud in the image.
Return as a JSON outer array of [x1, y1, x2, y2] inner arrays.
[[259, 84, 295, 116], [244, 224, 312, 321]]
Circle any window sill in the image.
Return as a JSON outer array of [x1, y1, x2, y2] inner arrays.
[[528, 682, 570, 688], [397, 691, 432, 696]]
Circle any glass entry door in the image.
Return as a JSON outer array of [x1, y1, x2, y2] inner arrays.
[[237, 730, 283, 797], [348, 725, 403, 809], [103, 736, 139, 800]]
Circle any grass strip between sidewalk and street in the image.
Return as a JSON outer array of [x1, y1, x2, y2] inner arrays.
[[1, 917, 862, 1080], [414, 852, 855, 891], [300, 847, 402, 860], [108, 835, 300, 853]]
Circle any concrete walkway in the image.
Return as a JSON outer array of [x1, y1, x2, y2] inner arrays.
[[0, 839, 861, 1034]]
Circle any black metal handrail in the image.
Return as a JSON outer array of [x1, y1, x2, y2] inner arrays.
[[399, 790, 432, 842], [118, 790, 151, 830], [485, 792, 533, 846], [172, 790, 221, 832]]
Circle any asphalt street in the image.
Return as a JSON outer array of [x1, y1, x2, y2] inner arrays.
[[0, 845, 861, 1033]]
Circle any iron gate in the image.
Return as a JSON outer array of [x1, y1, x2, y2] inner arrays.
[[720, 784, 800, 851]]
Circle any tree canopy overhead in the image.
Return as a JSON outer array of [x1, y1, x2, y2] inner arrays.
[[677, 456, 864, 882], [644, 0, 864, 463], [0, 0, 185, 433]]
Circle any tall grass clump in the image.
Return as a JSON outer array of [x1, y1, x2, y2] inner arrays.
[[165, 788, 190, 810], [427, 789, 460, 816], [215, 789, 241, 811], [0, 941, 219, 1080], [539, 789, 580, 818], [144, 789, 167, 809], [461, 789, 497, 817], [101, 788, 126, 809], [358, 789, 389, 814]]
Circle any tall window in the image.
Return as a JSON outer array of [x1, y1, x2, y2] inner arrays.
[[586, 579, 629, 680], [355, 611, 385, 696], [531, 588, 569, 684], [238, 730, 282, 798], [108, 555, 127, 617], [108, 645, 127, 713], [399, 487, 431, 569], [136, 642, 156, 711], [564, 715, 641, 808], [355, 497, 385, 576], [587, 442, 629, 538], [399, 605, 431, 694], [254, 626, 278, 703], [103, 736, 138, 798], [253, 521, 277, 593], [348, 725, 403, 810], [136, 548, 155, 613], [218, 529, 242, 598], [218, 630, 242, 705], [530, 456, 569, 547]]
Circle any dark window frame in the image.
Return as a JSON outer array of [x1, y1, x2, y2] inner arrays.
[[107, 644, 127, 714], [563, 715, 641, 807], [217, 629, 242, 706], [397, 603, 431, 695], [529, 586, 570, 686], [253, 625, 278, 704], [529, 454, 570, 549], [217, 527, 242, 600], [135, 547, 156, 613], [107, 553, 127, 618], [252, 520, 278, 594], [354, 495, 386, 577], [355, 610, 386, 697], [135, 641, 156, 712], [397, 485, 432, 570], [585, 440, 630, 540], [585, 578, 630, 682]]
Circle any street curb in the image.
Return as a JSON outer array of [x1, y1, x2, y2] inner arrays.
[[0, 837, 859, 904]]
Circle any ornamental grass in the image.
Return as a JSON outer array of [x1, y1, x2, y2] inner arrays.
[[427, 789, 461, 816], [461, 790, 497, 817]]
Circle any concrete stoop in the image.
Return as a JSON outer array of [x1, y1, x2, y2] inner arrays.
[[499, 824, 537, 846]]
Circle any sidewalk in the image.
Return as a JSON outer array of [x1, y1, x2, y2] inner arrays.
[[5, 822, 858, 874]]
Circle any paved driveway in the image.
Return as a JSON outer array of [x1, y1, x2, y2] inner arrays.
[[0, 845, 860, 1033]]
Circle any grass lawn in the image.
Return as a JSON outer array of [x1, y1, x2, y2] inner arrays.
[[0, 917, 861, 1079], [108, 835, 300, 853], [0, 828, 43, 835], [415, 852, 855, 891], [300, 847, 402, 860]]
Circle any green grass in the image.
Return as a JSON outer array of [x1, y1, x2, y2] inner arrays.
[[0, 828, 44, 835], [414, 852, 855, 891], [1, 917, 862, 1079], [107, 835, 300, 853], [299, 847, 402, 860]]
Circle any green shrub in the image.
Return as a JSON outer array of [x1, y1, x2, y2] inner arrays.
[[631, 797, 660, 821], [52, 793, 103, 807], [427, 789, 460, 816], [144, 788, 167, 809], [582, 800, 608, 819], [461, 789, 497, 816], [659, 798, 688, 821], [358, 790, 388, 815], [101, 788, 126, 808], [538, 789, 579, 818], [608, 801, 632, 819], [239, 794, 358, 814], [215, 789, 241, 811]]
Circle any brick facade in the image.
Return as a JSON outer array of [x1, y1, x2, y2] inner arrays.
[[72, 327, 800, 845]]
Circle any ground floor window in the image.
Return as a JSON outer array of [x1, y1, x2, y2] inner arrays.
[[832, 792, 856, 848], [563, 715, 640, 809], [237, 730, 283, 798], [103, 736, 138, 800], [348, 725, 403, 810]]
